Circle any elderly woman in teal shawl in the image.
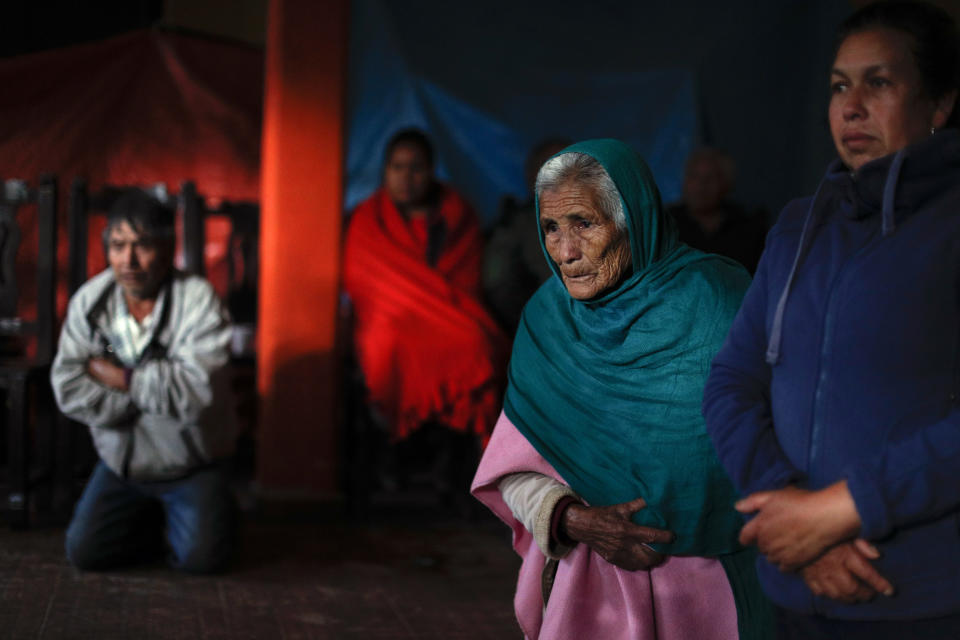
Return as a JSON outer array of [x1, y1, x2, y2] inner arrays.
[[472, 139, 770, 639]]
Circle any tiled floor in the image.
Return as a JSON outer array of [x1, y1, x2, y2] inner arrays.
[[0, 509, 522, 639]]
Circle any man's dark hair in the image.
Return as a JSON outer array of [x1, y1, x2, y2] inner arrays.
[[102, 189, 176, 248], [384, 128, 435, 168], [836, 1, 960, 128]]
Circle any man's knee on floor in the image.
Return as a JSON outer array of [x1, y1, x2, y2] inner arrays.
[[170, 533, 233, 574], [65, 523, 109, 571], [165, 492, 237, 574]]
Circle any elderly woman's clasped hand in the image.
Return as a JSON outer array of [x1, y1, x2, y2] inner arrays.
[[561, 497, 675, 571]]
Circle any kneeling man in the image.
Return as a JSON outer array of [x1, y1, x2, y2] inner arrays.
[[52, 190, 236, 573]]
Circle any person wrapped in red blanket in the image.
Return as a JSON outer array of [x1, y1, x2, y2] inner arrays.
[[343, 129, 506, 465]]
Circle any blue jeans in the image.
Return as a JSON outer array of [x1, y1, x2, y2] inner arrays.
[[65, 461, 236, 573]]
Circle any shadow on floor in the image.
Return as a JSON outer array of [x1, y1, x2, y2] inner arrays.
[[0, 502, 522, 640]]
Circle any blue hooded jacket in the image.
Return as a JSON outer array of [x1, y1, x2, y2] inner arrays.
[[704, 129, 960, 620]]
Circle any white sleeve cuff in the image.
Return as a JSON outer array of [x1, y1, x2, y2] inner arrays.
[[498, 472, 579, 559]]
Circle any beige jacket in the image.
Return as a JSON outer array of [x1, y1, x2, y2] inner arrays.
[[51, 269, 235, 481]]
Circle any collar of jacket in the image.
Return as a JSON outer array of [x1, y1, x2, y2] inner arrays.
[[822, 128, 960, 223], [86, 271, 175, 361]]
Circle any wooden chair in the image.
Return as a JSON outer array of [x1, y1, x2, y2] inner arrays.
[[181, 181, 259, 327], [0, 175, 58, 527], [181, 183, 260, 489]]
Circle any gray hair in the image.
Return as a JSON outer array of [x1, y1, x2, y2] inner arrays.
[[535, 152, 626, 232]]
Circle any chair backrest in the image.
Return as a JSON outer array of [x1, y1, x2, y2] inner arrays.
[[0, 176, 58, 363], [181, 181, 259, 323], [67, 178, 119, 297]]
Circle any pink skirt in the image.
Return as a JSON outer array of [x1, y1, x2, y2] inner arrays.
[[472, 412, 740, 640]]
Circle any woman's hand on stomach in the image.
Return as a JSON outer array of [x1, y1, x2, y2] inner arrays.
[[800, 539, 894, 603], [560, 497, 674, 571]]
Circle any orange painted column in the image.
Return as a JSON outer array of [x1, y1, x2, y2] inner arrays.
[[257, 0, 348, 497]]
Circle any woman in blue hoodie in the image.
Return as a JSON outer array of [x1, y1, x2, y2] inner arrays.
[[704, 2, 960, 638]]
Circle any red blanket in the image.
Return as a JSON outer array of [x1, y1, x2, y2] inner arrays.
[[343, 186, 507, 441]]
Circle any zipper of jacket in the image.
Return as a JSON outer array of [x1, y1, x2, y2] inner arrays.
[[806, 226, 880, 482], [806, 224, 878, 616], [951, 323, 960, 407]]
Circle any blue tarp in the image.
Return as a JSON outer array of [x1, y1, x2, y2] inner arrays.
[[346, 0, 698, 224]]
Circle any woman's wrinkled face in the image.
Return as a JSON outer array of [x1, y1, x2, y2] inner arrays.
[[829, 28, 952, 171], [540, 182, 632, 300]]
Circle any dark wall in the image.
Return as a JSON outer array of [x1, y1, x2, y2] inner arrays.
[[0, 0, 163, 57], [4, 0, 854, 218], [378, 0, 851, 219]]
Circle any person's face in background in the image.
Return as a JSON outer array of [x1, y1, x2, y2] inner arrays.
[[829, 28, 956, 171], [107, 221, 172, 301], [384, 143, 433, 208], [683, 156, 729, 215]]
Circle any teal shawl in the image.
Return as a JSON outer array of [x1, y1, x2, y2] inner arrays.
[[504, 139, 770, 638]]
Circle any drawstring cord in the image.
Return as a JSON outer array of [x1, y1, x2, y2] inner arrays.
[[765, 183, 823, 365], [765, 149, 907, 365]]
